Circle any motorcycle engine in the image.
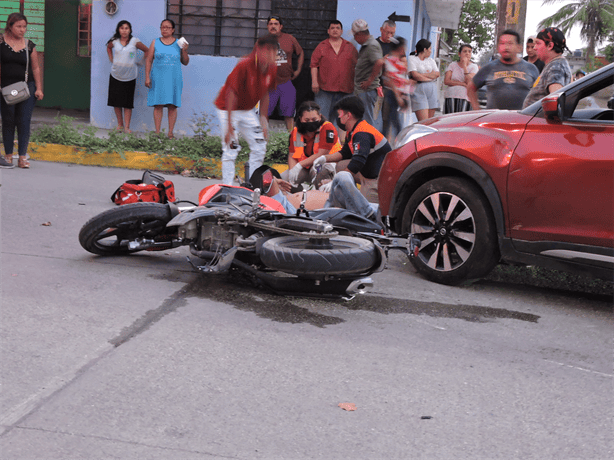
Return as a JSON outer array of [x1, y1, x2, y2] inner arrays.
[[197, 220, 236, 252]]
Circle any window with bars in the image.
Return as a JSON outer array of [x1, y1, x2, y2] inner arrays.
[[167, 0, 272, 57], [167, 0, 337, 59], [77, 1, 91, 57]]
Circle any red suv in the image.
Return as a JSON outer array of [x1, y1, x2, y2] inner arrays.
[[378, 63, 613, 285]]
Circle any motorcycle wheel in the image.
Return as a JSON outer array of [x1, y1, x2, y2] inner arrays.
[[79, 202, 174, 256], [259, 235, 378, 276]]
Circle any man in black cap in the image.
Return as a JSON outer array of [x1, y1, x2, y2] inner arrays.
[[523, 36, 545, 73], [522, 27, 572, 108]]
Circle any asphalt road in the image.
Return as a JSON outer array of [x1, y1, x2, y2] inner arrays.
[[1, 162, 612, 459]]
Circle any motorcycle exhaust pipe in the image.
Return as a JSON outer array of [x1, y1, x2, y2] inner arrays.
[[345, 277, 374, 297]]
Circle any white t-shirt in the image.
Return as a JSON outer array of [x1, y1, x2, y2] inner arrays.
[[110, 36, 142, 81], [444, 61, 479, 99], [408, 55, 438, 75]]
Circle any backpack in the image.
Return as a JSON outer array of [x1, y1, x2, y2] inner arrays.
[[111, 170, 176, 205]]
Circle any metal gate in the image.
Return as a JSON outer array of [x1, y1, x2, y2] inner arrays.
[[270, 0, 339, 110]]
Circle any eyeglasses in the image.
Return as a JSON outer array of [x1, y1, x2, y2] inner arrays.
[[160, 26, 173, 30]]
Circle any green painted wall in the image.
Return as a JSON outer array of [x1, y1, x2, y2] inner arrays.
[[39, 0, 90, 109], [1, 0, 45, 51]]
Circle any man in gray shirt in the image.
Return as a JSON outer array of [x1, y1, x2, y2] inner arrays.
[[522, 27, 572, 108], [468, 29, 539, 110], [351, 19, 384, 128]]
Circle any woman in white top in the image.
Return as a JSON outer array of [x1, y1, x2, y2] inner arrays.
[[408, 39, 440, 121], [106, 20, 148, 132], [443, 44, 478, 113]]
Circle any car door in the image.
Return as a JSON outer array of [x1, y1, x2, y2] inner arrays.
[[507, 78, 614, 252]]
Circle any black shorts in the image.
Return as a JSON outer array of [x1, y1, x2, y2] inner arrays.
[[107, 75, 136, 109], [444, 98, 470, 114]]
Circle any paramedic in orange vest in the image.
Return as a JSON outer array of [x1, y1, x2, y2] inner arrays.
[[281, 101, 341, 192], [319, 95, 391, 203]]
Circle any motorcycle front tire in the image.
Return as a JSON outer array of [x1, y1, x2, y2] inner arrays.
[[259, 235, 378, 276], [79, 202, 174, 256]]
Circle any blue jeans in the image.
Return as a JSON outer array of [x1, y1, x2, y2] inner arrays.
[[356, 89, 383, 131], [1, 81, 36, 157], [325, 171, 378, 219], [315, 90, 350, 131], [272, 172, 377, 220], [382, 88, 403, 140]]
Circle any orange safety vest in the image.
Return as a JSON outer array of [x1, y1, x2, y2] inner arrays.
[[348, 120, 387, 155], [291, 121, 341, 164]]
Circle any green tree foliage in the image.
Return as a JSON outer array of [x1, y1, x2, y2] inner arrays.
[[538, 0, 614, 60], [446, 0, 497, 57]]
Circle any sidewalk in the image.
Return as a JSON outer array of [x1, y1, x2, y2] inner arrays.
[[30, 106, 90, 130]]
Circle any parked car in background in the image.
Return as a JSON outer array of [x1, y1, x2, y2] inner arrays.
[[379, 63, 614, 285]]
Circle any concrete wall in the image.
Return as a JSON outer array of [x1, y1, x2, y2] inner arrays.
[[91, 0, 240, 135], [336, 0, 414, 47], [90, 0, 437, 134]]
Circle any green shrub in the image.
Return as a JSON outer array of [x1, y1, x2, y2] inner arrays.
[[29, 112, 289, 173]]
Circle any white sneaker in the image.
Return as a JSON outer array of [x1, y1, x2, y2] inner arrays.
[[0, 157, 15, 169]]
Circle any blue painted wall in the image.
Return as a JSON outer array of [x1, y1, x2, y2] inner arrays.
[[90, 0, 436, 135], [91, 0, 239, 135], [336, 0, 414, 47]]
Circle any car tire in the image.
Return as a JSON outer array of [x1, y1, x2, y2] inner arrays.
[[401, 177, 499, 285]]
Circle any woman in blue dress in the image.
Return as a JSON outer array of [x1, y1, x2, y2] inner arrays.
[[145, 19, 189, 138]]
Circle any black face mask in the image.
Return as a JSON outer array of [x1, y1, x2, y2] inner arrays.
[[297, 120, 322, 135], [335, 116, 345, 131]]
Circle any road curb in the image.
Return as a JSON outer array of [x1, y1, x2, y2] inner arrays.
[[26, 142, 288, 175]]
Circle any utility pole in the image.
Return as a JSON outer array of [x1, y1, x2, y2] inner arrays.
[[495, 0, 528, 43]]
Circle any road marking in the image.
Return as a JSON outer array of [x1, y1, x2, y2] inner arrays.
[[544, 359, 613, 378]]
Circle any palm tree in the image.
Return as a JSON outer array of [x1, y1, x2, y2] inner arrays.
[[538, 0, 614, 59]]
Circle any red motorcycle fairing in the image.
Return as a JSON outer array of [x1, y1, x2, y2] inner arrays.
[[198, 184, 287, 213]]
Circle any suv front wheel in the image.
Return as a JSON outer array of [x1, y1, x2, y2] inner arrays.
[[401, 177, 499, 285]]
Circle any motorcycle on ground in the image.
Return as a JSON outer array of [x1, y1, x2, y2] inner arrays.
[[78, 169, 414, 298]]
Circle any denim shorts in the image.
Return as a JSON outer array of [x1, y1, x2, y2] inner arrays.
[[410, 81, 439, 111]]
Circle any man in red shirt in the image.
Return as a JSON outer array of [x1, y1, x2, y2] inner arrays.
[[215, 35, 278, 185], [310, 20, 358, 134], [262, 15, 304, 132]]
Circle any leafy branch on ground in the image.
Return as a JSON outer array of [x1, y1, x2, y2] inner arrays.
[[29, 113, 289, 177]]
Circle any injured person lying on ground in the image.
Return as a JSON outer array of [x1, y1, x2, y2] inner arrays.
[[250, 165, 379, 222]]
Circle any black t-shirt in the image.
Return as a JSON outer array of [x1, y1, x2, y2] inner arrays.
[[0, 39, 35, 87], [340, 121, 391, 179], [377, 37, 393, 56], [523, 55, 545, 73]]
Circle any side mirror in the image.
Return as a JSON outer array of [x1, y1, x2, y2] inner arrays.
[[542, 93, 565, 122]]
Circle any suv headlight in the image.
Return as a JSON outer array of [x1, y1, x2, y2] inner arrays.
[[393, 124, 438, 149]]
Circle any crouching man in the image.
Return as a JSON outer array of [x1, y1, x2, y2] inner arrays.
[[281, 101, 341, 191], [321, 95, 391, 204]]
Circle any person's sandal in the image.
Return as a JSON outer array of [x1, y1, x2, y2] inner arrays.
[[18, 157, 30, 169], [5, 155, 13, 164]]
